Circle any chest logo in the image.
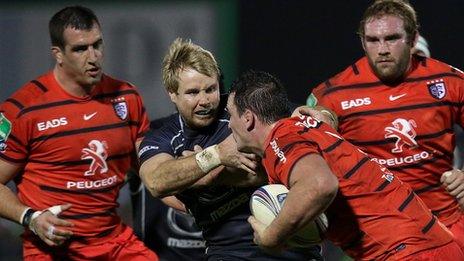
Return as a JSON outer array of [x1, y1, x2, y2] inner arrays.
[[37, 117, 68, 131], [81, 140, 108, 176], [112, 97, 128, 120], [384, 118, 418, 153], [84, 112, 98, 121], [427, 79, 446, 99], [340, 97, 371, 110], [389, 93, 406, 101]]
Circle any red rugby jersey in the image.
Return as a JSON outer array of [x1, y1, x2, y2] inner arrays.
[[0, 72, 149, 248], [312, 56, 464, 226], [262, 116, 452, 260]]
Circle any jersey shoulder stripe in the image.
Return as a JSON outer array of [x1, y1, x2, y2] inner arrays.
[[321, 57, 463, 97], [30, 121, 136, 143]]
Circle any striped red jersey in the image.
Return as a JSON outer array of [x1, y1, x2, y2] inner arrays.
[[312, 56, 464, 226], [262, 116, 453, 260], [0, 72, 149, 248]]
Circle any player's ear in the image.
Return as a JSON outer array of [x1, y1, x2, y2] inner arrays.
[[244, 109, 255, 131], [411, 31, 419, 48], [168, 91, 177, 103], [360, 36, 366, 52], [51, 46, 63, 65]]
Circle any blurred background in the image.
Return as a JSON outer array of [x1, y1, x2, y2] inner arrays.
[[0, 0, 462, 260]]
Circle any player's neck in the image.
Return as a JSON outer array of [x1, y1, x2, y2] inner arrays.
[[254, 122, 277, 156], [53, 67, 95, 97]]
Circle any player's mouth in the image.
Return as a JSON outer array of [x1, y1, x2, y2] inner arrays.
[[376, 58, 395, 65], [87, 67, 101, 77], [195, 109, 214, 118]]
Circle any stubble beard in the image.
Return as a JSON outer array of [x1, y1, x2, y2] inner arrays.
[[369, 52, 410, 85]]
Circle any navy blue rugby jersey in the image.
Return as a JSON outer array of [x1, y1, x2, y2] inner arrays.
[[139, 109, 257, 247], [129, 171, 206, 261]]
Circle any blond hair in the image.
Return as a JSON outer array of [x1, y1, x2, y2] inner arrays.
[[162, 38, 220, 93]]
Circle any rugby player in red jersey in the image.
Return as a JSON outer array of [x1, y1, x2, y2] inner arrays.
[[309, 0, 464, 247], [227, 70, 464, 260], [0, 6, 157, 260]]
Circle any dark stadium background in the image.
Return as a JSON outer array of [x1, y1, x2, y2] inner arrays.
[[0, 1, 462, 260]]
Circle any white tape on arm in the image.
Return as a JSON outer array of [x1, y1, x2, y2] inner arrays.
[[195, 145, 221, 173], [320, 109, 339, 129], [46, 205, 63, 215]]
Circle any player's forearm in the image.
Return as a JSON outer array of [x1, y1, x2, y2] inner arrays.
[[0, 183, 29, 224], [264, 176, 337, 247], [141, 156, 211, 197], [263, 154, 339, 247]]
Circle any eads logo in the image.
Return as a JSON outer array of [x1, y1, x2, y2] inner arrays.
[[384, 118, 418, 153], [81, 140, 108, 176]]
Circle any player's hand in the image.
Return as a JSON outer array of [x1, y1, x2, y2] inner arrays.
[[291, 105, 338, 129], [31, 204, 74, 246], [217, 136, 258, 174], [248, 216, 285, 252], [441, 169, 464, 208], [182, 145, 203, 157], [248, 215, 267, 246]]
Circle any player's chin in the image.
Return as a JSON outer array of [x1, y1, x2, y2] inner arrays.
[[192, 116, 215, 128], [83, 77, 102, 87]]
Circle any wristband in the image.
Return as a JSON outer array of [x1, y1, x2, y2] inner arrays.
[[195, 145, 221, 173], [20, 208, 35, 227]]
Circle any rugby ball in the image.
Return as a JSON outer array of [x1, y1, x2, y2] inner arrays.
[[250, 184, 328, 248]]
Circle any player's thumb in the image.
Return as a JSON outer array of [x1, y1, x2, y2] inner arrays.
[[59, 203, 72, 212], [193, 145, 203, 152], [248, 216, 258, 229]]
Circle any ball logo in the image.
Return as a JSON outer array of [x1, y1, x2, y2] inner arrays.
[[276, 193, 287, 207], [384, 118, 418, 153], [81, 140, 109, 176]]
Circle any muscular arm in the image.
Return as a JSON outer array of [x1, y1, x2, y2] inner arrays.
[[0, 160, 28, 224], [140, 152, 214, 197], [250, 154, 338, 248], [140, 135, 258, 198]]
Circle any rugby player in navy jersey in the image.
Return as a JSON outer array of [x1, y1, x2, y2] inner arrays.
[[138, 38, 322, 260]]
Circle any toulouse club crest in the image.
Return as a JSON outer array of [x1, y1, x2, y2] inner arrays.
[[113, 101, 128, 120], [427, 79, 446, 99]]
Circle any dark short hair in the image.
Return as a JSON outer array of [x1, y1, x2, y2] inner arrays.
[[229, 70, 291, 124], [49, 6, 100, 49], [358, 0, 418, 44]]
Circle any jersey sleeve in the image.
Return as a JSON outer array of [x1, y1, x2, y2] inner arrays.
[[138, 127, 174, 164], [268, 123, 322, 187], [131, 87, 150, 141], [452, 68, 464, 126], [311, 82, 337, 113], [0, 102, 29, 164], [276, 141, 320, 187]]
